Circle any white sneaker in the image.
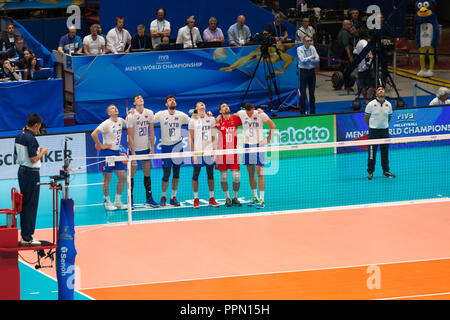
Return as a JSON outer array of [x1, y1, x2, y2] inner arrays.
[[424, 70, 434, 78], [104, 200, 116, 211], [20, 238, 41, 247], [114, 201, 127, 210], [417, 69, 426, 77]]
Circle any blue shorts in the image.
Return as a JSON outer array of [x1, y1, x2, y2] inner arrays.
[[100, 149, 126, 172], [193, 155, 215, 167], [130, 149, 151, 165], [161, 141, 184, 167], [243, 144, 265, 166]]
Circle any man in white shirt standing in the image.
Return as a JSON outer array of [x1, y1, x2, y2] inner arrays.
[[188, 102, 220, 208], [297, 35, 320, 115], [83, 24, 106, 55], [237, 103, 276, 209], [106, 16, 132, 54], [176, 16, 202, 49], [153, 95, 191, 206], [91, 104, 128, 210], [150, 8, 171, 48], [364, 86, 395, 180], [126, 94, 158, 208]]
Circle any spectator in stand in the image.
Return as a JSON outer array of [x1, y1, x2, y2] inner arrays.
[[203, 17, 225, 43], [7, 36, 27, 62], [131, 24, 153, 51], [176, 16, 202, 49], [0, 59, 20, 81], [1, 22, 17, 50], [271, 1, 288, 20], [227, 15, 251, 47], [264, 14, 288, 44], [296, 16, 316, 44], [83, 24, 106, 55], [106, 16, 132, 54], [150, 8, 171, 48], [15, 48, 32, 70], [23, 54, 42, 80], [95, 24, 107, 46], [155, 35, 170, 50], [429, 87, 450, 105], [57, 25, 82, 55], [349, 8, 364, 29]]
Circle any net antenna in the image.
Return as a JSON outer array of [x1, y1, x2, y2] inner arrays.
[[346, 0, 409, 109]]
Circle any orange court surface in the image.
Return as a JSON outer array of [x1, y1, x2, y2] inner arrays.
[[21, 199, 450, 300]]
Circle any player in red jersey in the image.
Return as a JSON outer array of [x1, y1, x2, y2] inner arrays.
[[215, 103, 243, 207]]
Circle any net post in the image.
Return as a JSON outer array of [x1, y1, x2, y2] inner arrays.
[[413, 82, 417, 107], [126, 156, 132, 225]]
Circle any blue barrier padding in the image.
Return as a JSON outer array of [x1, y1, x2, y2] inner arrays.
[[0, 79, 64, 131]]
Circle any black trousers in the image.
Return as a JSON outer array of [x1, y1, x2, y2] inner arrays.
[[367, 128, 390, 174], [18, 166, 40, 241], [299, 68, 316, 115]]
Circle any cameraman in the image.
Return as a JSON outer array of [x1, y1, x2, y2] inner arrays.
[[263, 14, 288, 44]]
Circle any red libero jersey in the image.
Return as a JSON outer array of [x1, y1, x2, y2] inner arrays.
[[216, 115, 242, 169]]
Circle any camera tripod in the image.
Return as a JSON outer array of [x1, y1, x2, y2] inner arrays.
[[240, 44, 282, 115]]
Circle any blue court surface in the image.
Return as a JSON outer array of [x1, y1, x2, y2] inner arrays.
[[1, 142, 448, 299]]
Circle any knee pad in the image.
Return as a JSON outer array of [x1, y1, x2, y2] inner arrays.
[[192, 167, 201, 181], [232, 170, 240, 184], [206, 166, 214, 180], [172, 165, 181, 179], [162, 167, 171, 182]]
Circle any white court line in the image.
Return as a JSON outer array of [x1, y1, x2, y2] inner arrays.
[[19, 261, 95, 300], [80, 256, 450, 291], [107, 197, 450, 227], [377, 292, 450, 300]]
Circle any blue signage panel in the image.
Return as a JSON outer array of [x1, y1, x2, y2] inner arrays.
[[336, 107, 450, 153]]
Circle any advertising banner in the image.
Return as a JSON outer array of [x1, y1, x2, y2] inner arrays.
[[336, 107, 450, 153], [0, 133, 86, 179], [72, 45, 298, 124], [267, 115, 336, 158]]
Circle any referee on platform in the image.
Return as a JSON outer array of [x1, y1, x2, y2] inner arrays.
[[297, 35, 320, 115], [364, 86, 395, 180], [14, 113, 48, 246]]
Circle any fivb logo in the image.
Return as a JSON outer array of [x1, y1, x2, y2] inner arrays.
[[271, 126, 331, 145], [66, 5, 81, 29]]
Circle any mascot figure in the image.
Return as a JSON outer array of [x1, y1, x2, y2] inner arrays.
[[415, 0, 439, 77]]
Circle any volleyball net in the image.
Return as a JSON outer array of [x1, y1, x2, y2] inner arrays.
[[92, 133, 450, 225]]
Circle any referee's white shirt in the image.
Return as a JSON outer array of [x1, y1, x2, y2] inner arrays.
[[365, 98, 392, 129]]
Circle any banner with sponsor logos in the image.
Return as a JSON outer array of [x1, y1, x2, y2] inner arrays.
[[336, 106, 450, 153], [266, 115, 336, 158], [0, 133, 86, 179], [72, 44, 298, 124]]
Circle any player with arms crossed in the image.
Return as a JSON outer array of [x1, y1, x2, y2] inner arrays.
[[188, 102, 220, 208], [126, 94, 158, 207], [91, 104, 128, 211], [153, 95, 191, 206], [215, 103, 243, 207], [237, 102, 276, 209]]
